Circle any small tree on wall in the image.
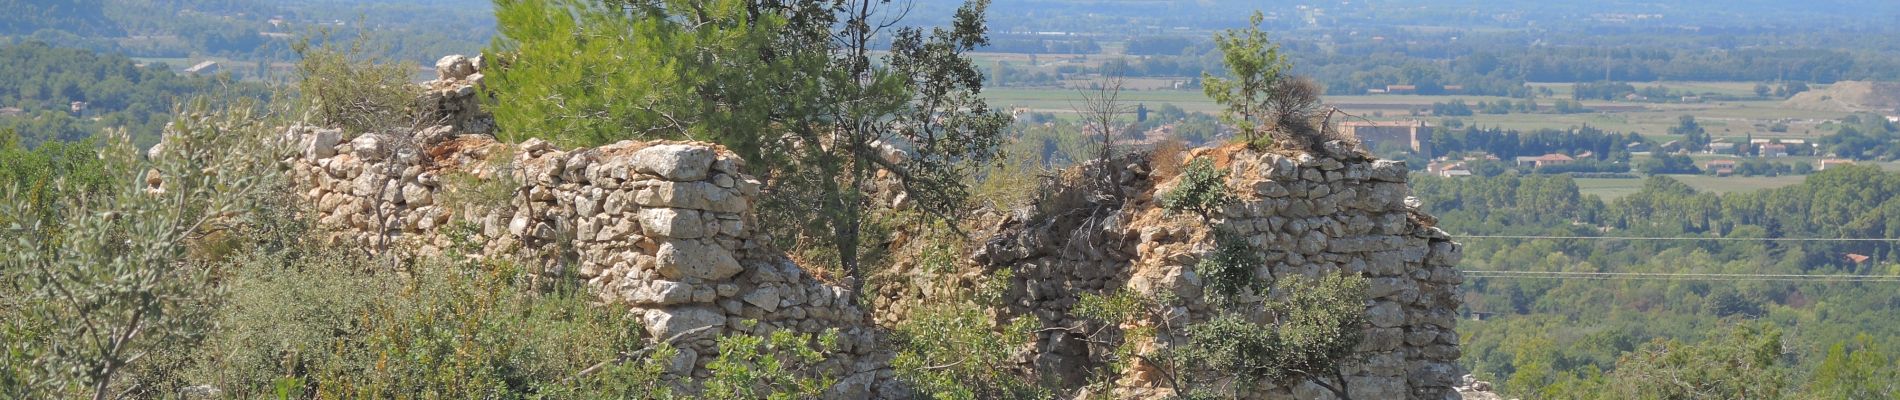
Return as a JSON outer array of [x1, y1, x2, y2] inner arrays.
[[1159, 157, 1234, 223], [1205, 11, 1331, 152], [1204, 11, 1286, 149]]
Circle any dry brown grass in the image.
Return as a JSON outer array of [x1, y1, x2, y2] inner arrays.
[[1148, 137, 1189, 184]]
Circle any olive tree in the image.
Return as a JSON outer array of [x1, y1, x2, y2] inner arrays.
[[0, 100, 290, 399]]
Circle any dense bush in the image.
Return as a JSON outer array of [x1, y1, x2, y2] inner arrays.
[[1159, 157, 1233, 222], [1, 99, 289, 399]]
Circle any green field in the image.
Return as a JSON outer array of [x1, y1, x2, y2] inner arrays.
[[1577, 174, 1816, 200], [985, 87, 1221, 114], [1574, 178, 1649, 200], [983, 85, 1854, 140]]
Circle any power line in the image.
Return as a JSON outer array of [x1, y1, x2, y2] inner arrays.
[[1457, 235, 1900, 242], [1465, 270, 1900, 282]]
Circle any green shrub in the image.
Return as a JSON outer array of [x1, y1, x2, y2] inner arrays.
[[294, 37, 419, 135], [1196, 233, 1265, 302], [891, 301, 1048, 400], [0, 99, 289, 399], [703, 328, 838, 400], [1159, 157, 1233, 222], [189, 241, 674, 398]]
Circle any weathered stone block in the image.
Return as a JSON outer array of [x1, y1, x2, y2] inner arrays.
[[655, 239, 743, 280], [1371, 159, 1408, 182], [744, 286, 782, 312], [630, 144, 716, 181], [305, 127, 341, 160], [627, 280, 694, 305], [639, 208, 705, 239], [642, 306, 725, 340], [1367, 301, 1405, 328]]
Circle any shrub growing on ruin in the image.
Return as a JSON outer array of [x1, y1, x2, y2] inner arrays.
[[891, 301, 1048, 400], [1203, 11, 1286, 149], [294, 37, 419, 135], [1197, 233, 1266, 302], [1159, 157, 1233, 222], [1204, 11, 1330, 152], [1176, 274, 1369, 399], [702, 328, 839, 400], [1071, 274, 1369, 399]]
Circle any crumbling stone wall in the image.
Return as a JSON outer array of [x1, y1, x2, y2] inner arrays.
[[281, 53, 1463, 400], [960, 147, 1464, 400], [283, 56, 889, 397]]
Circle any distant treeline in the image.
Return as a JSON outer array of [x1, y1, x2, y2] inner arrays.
[[0, 42, 268, 148], [988, 28, 1900, 99]]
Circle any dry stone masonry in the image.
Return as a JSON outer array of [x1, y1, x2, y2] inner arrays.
[[960, 146, 1464, 400], [279, 53, 1465, 399], [284, 56, 889, 397]]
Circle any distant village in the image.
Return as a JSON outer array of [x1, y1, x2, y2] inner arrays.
[[1328, 119, 1863, 178]]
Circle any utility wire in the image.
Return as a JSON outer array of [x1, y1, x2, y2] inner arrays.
[[1465, 270, 1900, 282], [1457, 235, 1900, 242]]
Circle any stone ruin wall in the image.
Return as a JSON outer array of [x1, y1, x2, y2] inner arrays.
[[279, 54, 1464, 399], [283, 55, 891, 397], [944, 148, 1465, 400]]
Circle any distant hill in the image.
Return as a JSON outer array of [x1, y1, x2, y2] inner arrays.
[[1783, 81, 1900, 114], [0, 0, 489, 64], [0, 0, 121, 36]]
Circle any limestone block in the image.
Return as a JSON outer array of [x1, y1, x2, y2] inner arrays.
[[1346, 375, 1407, 399], [719, 299, 743, 314], [350, 134, 383, 160], [642, 306, 725, 340], [1428, 266, 1465, 284], [1368, 277, 1416, 300], [519, 137, 553, 155], [1407, 360, 1458, 387], [1358, 327, 1403, 352], [1406, 329, 1438, 346], [634, 181, 746, 212], [576, 217, 599, 242], [1371, 159, 1408, 182], [352, 173, 384, 197], [508, 215, 529, 236], [1327, 235, 1406, 253], [435, 54, 476, 80], [402, 183, 432, 207], [655, 239, 743, 280], [744, 286, 781, 312], [604, 190, 630, 215], [639, 208, 705, 239], [628, 280, 694, 305], [574, 188, 602, 217], [1292, 380, 1339, 400], [630, 144, 716, 181], [1296, 230, 1327, 255], [304, 127, 341, 160], [1427, 241, 1463, 266], [666, 348, 698, 375]]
